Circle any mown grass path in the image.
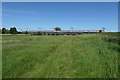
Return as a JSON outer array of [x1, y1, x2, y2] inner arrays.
[[2, 33, 118, 78]]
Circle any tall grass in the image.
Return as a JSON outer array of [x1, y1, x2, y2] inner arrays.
[[2, 33, 119, 78]]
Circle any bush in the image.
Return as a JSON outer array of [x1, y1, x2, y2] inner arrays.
[[38, 32, 42, 35], [59, 32, 64, 35]]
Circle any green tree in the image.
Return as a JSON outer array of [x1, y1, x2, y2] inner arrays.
[[10, 27, 17, 34], [2, 28, 7, 34], [99, 30, 102, 33], [25, 31, 28, 34], [54, 27, 61, 31]]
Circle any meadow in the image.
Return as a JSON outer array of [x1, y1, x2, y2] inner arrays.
[[2, 33, 119, 78]]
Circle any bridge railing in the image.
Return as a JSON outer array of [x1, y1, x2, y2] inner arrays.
[[22, 30, 100, 33]]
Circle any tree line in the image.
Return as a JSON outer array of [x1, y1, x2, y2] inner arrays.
[[1, 27, 105, 34], [1, 27, 18, 34], [1, 27, 62, 34]]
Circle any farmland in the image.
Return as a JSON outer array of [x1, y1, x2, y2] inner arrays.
[[2, 33, 119, 78]]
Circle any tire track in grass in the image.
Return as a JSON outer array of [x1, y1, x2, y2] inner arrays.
[[30, 35, 98, 78], [3, 35, 66, 78], [43, 37, 74, 78], [21, 36, 70, 78], [34, 37, 74, 78]]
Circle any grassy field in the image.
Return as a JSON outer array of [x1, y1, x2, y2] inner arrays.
[[2, 33, 119, 78]]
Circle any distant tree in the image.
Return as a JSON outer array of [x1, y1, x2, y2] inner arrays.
[[99, 30, 102, 33], [2, 28, 7, 34], [10, 27, 17, 34], [25, 31, 28, 34], [54, 27, 61, 31]]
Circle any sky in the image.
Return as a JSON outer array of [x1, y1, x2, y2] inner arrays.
[[2, 2, 118, 32]]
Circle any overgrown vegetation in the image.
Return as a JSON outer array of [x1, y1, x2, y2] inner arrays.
[[98, 32, 119, 44], [2, 33, 119, 78]]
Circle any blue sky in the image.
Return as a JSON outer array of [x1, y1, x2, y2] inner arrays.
[[2, 2, 118, 32]]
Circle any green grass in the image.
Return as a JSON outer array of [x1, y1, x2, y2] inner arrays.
[[2, 33, 119, 78]]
